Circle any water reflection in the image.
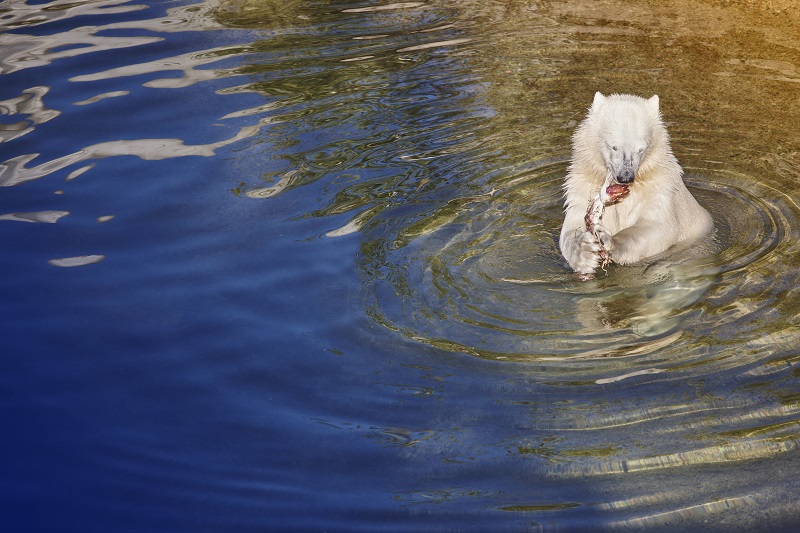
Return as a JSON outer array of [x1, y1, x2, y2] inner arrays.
[[0, 209, 69, 223], [0, 23, 161, 74], [2, 0, 800, 530], [0, 126, 268, 186], [0, 0, 145, 29], [0, 86, 61, 142], [48, 254, 105, 267]]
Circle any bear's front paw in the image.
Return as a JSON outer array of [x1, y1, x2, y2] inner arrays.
[[594, 223, 613, 254], [573, 230, 602, 274]]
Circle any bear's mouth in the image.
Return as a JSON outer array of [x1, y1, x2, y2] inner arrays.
[[605, 182, 630, 204]]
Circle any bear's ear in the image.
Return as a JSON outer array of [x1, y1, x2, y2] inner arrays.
[[592, 91, 606, 109], [647, 95, 660, 113]]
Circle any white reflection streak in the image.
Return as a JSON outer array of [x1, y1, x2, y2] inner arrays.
[[625, 440, 798, 471], [0, 0, 144, 30], [342, 2, 425, 13], [69, 45, 251, 89], [397, 38, 473, 53], [245, 169, 300, 199], [0, 121, 269, 187], [74, 91, 130, 106], [220, 99, 288, 120], [596, 368, 664, 384], [0, 210, 69, 223], [341, 56, 376, 63], [0, 86, 61, 142], [609, 495, 757, 529], [325, 206, 383, 238], [598, 491, 677, 511], [2, 0, 222, 34], [0, 1, 228, 76], [663, 404, 800, 435], [551, 438, 799, 478], [101, 0, 225, 33], [65, 164, 95, 181], [48, 255, 105, 267], [0, 28, 163, 75]]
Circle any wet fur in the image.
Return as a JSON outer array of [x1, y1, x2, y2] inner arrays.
[[560, 93, 713, 274]]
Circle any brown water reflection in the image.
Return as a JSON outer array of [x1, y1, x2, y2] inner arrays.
[[455, 0, 799, 172]]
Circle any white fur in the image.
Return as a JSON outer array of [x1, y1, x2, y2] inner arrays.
[[560, 92, 713, 274]]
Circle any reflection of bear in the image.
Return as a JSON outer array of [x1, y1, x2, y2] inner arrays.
[[560, 92, 713, 275], [572, 259, 718, 338]]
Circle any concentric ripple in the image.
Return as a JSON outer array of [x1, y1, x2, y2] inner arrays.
[[360, 161, 800, 374]]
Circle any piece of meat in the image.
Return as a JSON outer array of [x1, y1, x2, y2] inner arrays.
[[580, 181, 630, 278], [604, 183, 629, 204]]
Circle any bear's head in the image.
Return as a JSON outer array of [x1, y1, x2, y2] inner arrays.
[[589, 92, 663, 185]]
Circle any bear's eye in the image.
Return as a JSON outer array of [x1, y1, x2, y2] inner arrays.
[[611, 145, 618, 151]]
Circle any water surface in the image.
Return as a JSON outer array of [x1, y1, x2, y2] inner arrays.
[[2, 0, 800, 531]]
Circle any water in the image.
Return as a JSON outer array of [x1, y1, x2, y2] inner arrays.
[[2, 0, 800, 531]]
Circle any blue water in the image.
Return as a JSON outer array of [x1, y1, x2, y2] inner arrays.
[[3, 1, 800, 531]]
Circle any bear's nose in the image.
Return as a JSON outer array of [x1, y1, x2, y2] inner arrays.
[[616, 169, 635, 184]]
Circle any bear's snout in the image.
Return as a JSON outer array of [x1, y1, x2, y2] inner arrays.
[[616, 169, 635, 184]]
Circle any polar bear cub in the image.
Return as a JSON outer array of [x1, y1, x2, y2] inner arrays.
[[560, 92, 713, 275]]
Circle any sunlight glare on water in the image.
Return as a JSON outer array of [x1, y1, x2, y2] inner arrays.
[[1, 0, 800, 531]]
